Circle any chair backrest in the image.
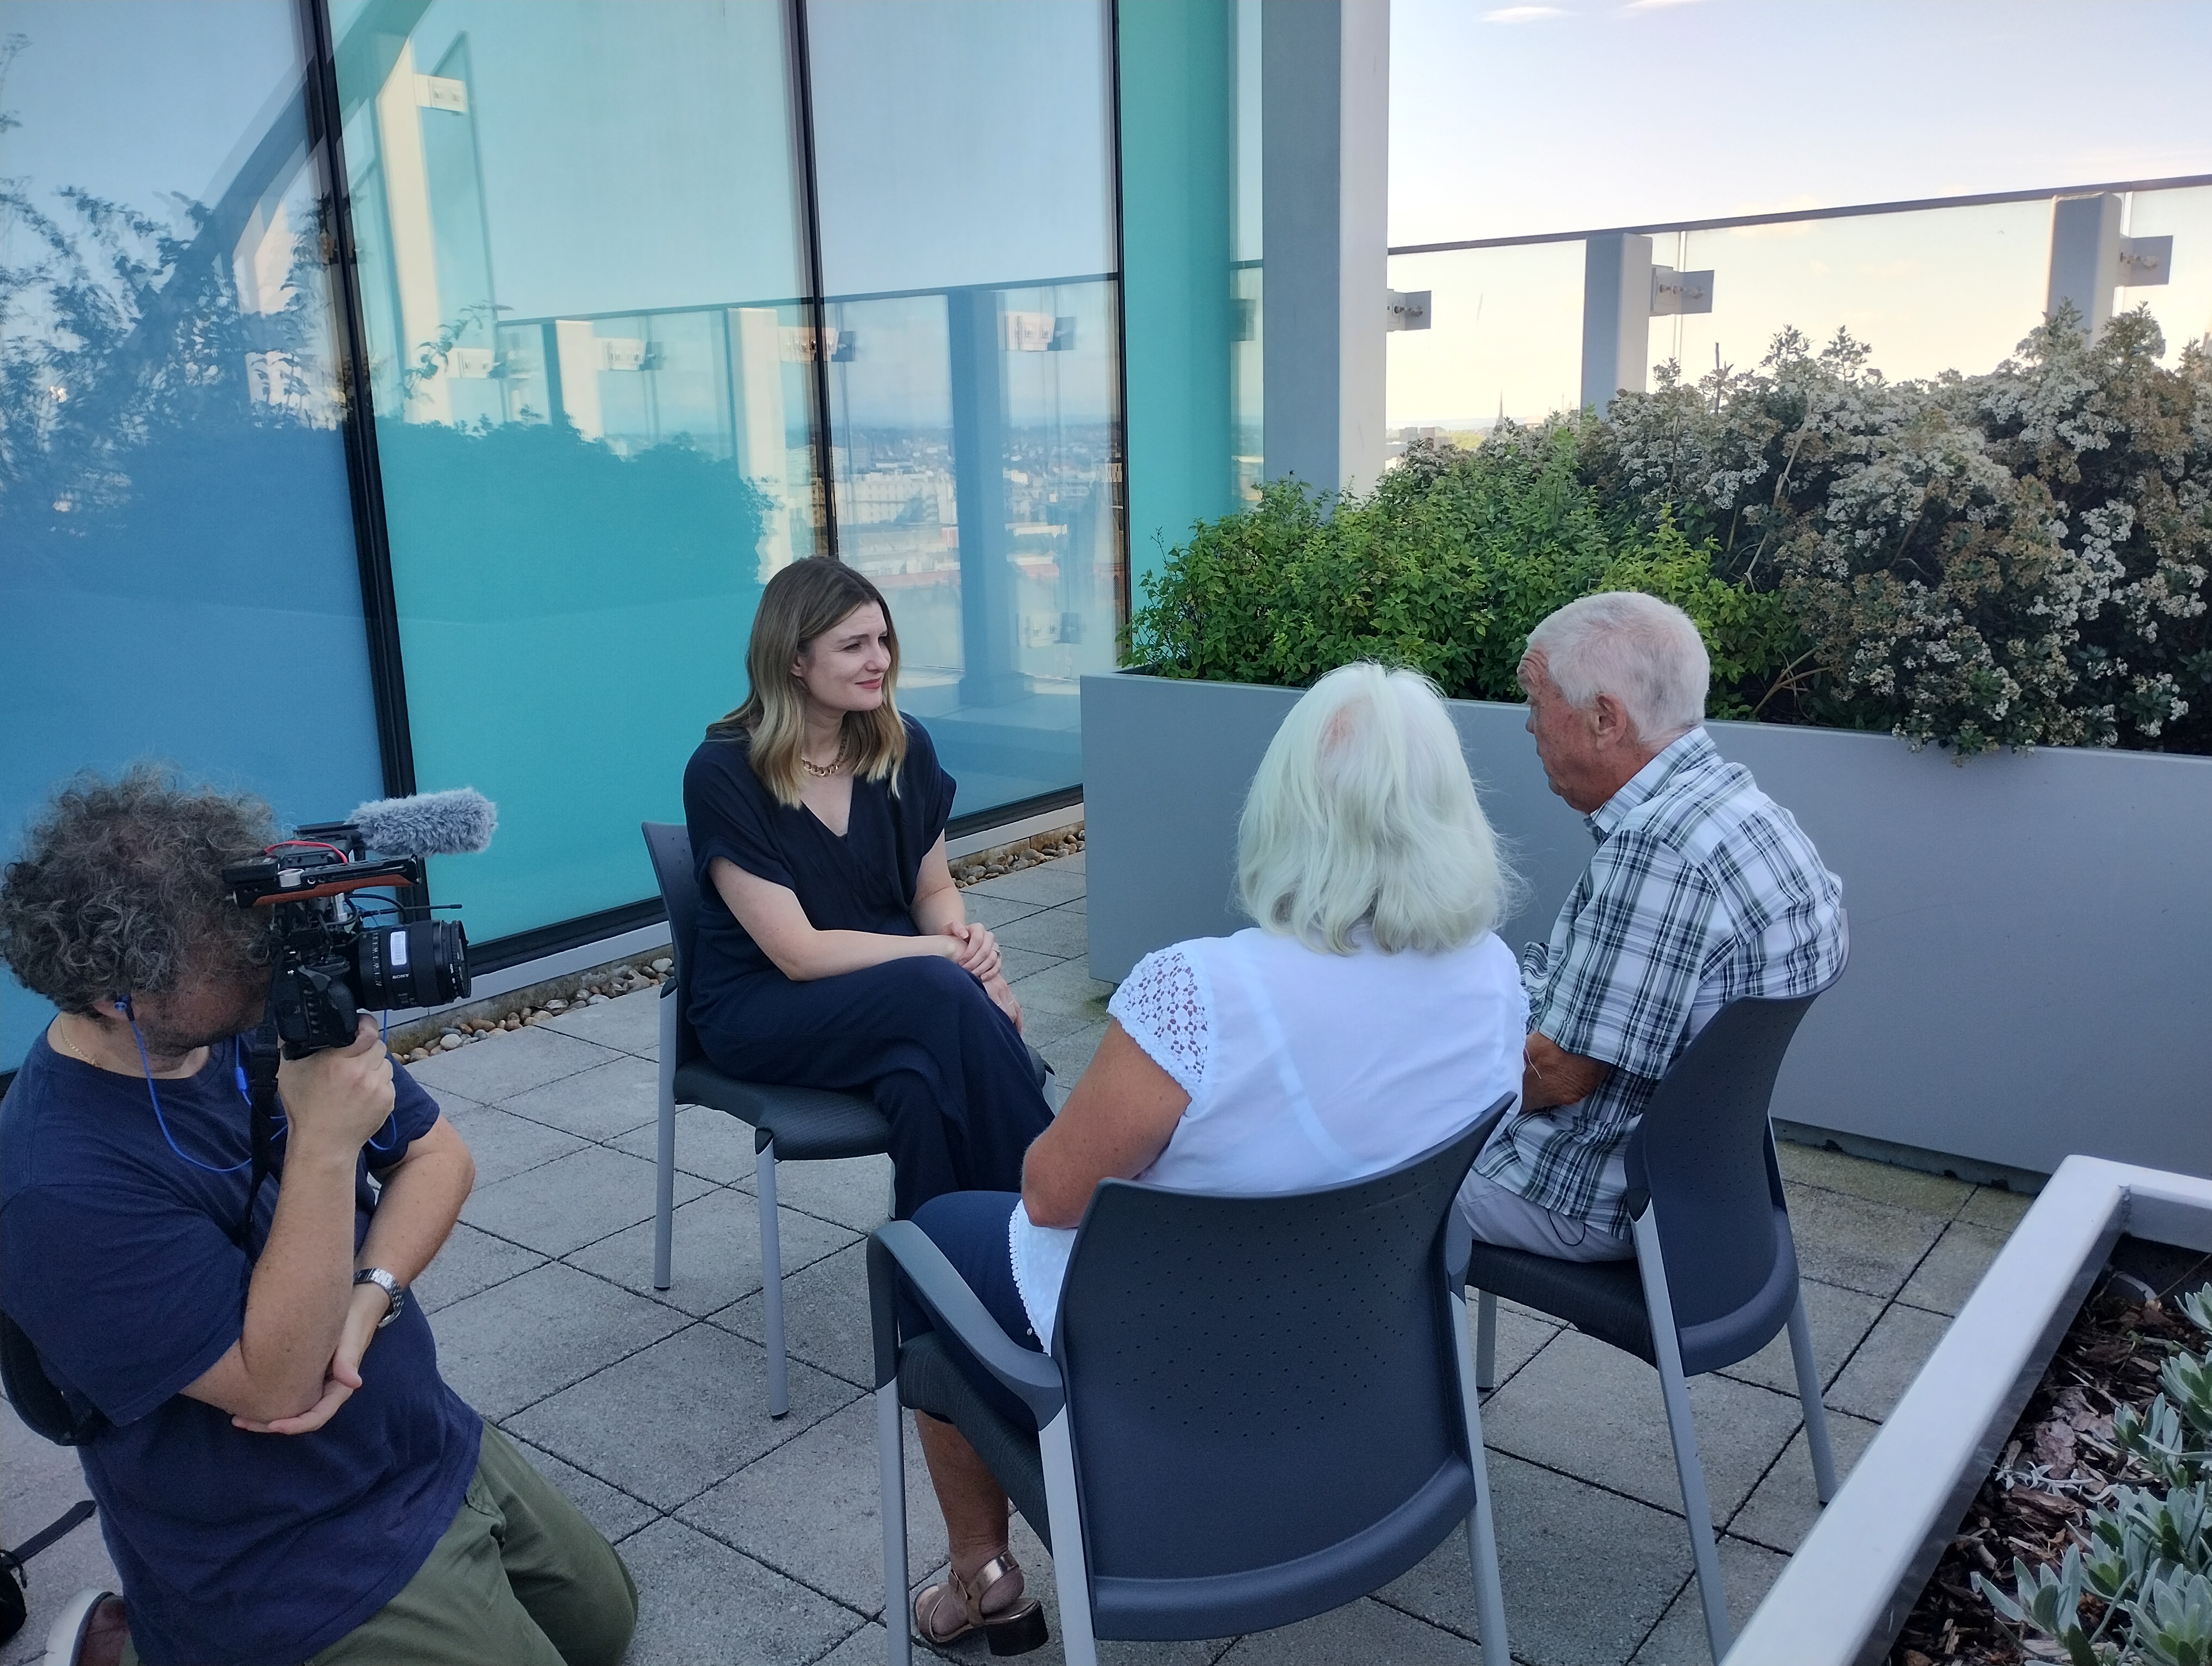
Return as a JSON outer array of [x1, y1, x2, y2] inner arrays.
[[640, 821, 706, 1067], [1052, 1100, 1509, 1633], [1623, 993, 1819, 1334]]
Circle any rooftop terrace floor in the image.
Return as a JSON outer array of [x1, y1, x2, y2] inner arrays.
[[3, 849, 2028, 1665]]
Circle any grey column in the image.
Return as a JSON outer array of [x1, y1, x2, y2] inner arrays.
[[2047, 193, 2124, 336], [947, 286, 1022, 706], [1580, 232, 1654, 416], [1260, 0, 1388, 499]]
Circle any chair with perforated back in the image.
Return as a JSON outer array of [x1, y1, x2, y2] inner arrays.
[[641, 821, 1051, 1420], [869, 1098, 1519, 1666], [1465, 992, 1838, 1663]]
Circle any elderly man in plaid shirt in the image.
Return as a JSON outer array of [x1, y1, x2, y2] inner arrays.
[[1458, 592, 1847, 1261]]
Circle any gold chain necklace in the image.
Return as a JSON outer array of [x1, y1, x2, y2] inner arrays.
[[799, 740, 848, 779], [56, 1014, 100, 1068]]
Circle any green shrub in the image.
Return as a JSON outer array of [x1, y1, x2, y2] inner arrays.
[[1125, 426, 1795, 714], [1129, 309, 2212, 757]]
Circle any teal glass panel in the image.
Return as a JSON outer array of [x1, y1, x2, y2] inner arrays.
[[807, 0, 1122, 818], [1114, 0, 1261, 607], [0, 2, 383, 1069], [336, 1, 818, 943]]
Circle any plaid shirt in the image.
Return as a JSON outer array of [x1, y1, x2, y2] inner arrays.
[[1471, 728, 1847, 1236]]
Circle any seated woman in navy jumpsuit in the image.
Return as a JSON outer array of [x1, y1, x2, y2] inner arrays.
[[682, 559, 1052, 1219]]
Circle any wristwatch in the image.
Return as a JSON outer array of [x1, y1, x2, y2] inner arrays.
[[354, 1267, 408, 1329]]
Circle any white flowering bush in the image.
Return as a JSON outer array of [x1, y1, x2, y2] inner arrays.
[[1585, 309, 2212, 754]]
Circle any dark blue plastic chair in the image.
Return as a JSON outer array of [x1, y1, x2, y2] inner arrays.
[[1466, 994, 1838, 1663], [640, 821, 1047, 1419], [868, 1098, 1518, 1666]]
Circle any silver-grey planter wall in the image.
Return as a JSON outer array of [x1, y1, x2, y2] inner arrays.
[[1081, 670, 2212, 1179]]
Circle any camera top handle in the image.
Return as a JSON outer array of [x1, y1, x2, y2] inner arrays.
[[223, 854, 423, 908]]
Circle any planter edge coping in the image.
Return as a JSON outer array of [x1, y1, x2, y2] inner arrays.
[[1725, 1154, 2212, 1666]]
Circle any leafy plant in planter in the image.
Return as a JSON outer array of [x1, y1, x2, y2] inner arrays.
[[1978, 1286, 2212, 1665], [1124, 425, 1795, 715]]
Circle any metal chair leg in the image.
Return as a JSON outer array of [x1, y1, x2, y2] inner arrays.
[[758, 1142, 789, 1419], [1475, 1288, 1499, 1392], [1632, 1209, 1732, 1663], [1786, 1291, 1840, 1503], [1039, 1413, 1098, 1666], [879, 1385, 911, 1666], [653, 992, 679, 1292], [1449, 1292, 1513, 1666]]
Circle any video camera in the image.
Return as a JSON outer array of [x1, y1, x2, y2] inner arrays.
[[221, 789, 492, 1058]]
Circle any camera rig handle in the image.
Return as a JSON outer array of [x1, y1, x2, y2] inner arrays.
[[223, 854, 424, 908]]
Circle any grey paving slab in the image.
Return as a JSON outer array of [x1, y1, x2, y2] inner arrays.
[[679, 1396, 947, 1616], [1725, 1412, 1881, 1555], [962, 891, 1047, 930], [1712, 1276, 1883, 1396], [999, 945, 1064, 985], [432, 1261, 690, 1419], [462, 1144, 711, 1258], [1008, 957, 1116, 1022], [1038, 1018, 1109, 1088], [1960, 1184, 2037, 1231], [1785, 1185, 1951, 1300], [1220, 1596, 1483, 1664], [496, 1054, 662, 1142], [813, 1623, 889, 1666], [616, 1516, 857, 1666], [537, 987, 663, 1056], [963, 863, 1088, 907], [442, 1100, 590, 1187], [1012, 1001, 1105, 1049], [568, 1187, 858, 1318], [740, 1151, 897, 1235], [1381, 1451, 1687, 1666], [1899, 1218, 2012, 1316], [1774, 1141, 1973, 1216], [1827, 1302, 1953, 1422], [1475, 1299, 1565, 1391], [1053, 851, 1085, 874], [1477, 1329, 1806, 1519], [403, 1023, 622, 1103], [506, 1323, 853, 1509], [714, 1239, 877, 1387], [414, 1221, 548, 1314], [1623, 1533, 1788, 1666], [507, 1431, 661, 1543], [3, 1402, 118, 1666], [996, 904, 1090, 962], [614, 1100, 761, 1185]]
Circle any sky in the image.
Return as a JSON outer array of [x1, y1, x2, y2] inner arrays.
[[1385, 0, 2212, 424]]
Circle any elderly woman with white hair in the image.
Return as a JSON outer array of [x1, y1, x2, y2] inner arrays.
[[896, 662, 1529, 1653]]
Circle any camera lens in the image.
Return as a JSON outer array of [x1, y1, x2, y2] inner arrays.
[[353, 921, 471, 1011]]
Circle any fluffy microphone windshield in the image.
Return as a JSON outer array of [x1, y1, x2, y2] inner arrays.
[[348, 788, 498, 857]]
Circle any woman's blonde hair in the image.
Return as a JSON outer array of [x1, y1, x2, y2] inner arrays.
[[1237, 662, 1517, 955], [708, 559, 908, 807]]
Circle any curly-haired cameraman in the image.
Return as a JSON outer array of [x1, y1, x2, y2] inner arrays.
[[0, 770, 636, 1666]]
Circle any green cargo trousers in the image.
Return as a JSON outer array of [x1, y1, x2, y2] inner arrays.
[[123, 1422, 638, 1666]]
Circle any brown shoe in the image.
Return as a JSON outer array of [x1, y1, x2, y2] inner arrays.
[[44, 1591, 127, 1666]]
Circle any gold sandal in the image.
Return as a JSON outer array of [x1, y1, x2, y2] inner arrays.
[[912, 1552, 1049, 1655]]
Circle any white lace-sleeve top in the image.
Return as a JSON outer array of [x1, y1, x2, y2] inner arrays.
[[1007, 926, 1527, 1347]]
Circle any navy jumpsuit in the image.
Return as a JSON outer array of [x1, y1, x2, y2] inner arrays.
[[681, 717, 1052, 1219]]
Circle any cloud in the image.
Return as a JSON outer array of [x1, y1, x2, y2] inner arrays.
[[1483, 5, 1568, 22]]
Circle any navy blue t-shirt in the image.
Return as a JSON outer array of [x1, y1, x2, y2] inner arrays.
[[682, 713, 956, 1034], [0, 1034, 480, 1666]]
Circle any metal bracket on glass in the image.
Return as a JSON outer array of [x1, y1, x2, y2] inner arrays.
[[1649, 266, 1714, 317], [1385, 289, 1431, 331], [2118, 234, 2174, 287]]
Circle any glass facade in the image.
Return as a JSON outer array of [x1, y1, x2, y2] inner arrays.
[[1, 0, 1137, 1072], [334, 0, 818, 943], [808, 0, 1123, 815], [0, 2, 385, 1068]]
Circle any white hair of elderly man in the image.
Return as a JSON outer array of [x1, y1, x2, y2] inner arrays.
[[1525, 591, 1709, 744]]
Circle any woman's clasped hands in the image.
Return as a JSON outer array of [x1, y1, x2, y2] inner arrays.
[[942, 921, 1023, 1031]]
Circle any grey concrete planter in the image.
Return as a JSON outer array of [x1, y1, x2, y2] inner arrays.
[[1081, 669, 2212, 1178], [1725, 1155, 2212, 1666]]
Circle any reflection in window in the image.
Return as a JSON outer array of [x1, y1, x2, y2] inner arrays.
[[0, 2, 384, 1068], [337, 0, 820, 939]]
